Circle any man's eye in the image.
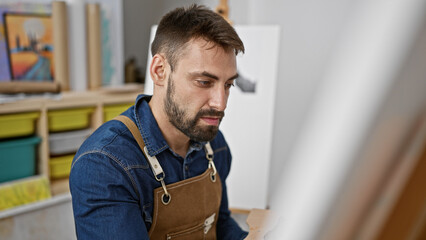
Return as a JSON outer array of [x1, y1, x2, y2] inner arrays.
[[196, 80, 211, 87], [225, 82, 235, 89]]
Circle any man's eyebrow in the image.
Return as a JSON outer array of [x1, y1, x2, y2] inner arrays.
[[228, 73, 239, 81], [189, 71, 239, 81], [189, 71, 219, 80]]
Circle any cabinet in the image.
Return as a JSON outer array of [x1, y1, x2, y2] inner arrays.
[[0, 88, 141, 196]]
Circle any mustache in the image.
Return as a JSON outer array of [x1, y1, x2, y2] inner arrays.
[[197, 109, 225, 118]]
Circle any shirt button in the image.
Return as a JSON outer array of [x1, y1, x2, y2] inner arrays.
[[185, 165, 189, 171]]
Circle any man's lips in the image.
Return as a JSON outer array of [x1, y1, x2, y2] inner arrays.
[[200, 116, 221, 126]]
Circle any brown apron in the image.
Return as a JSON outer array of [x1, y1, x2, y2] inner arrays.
[[114, 116, 222, 240]]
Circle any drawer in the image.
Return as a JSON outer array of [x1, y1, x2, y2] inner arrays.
[[0, 112, 39, 139], [0, 136, 40, 183], [49, 154, 74, 179], [104, 103, 133, 122], [49, 129, 92, 155], [48, 107, 94, 132]]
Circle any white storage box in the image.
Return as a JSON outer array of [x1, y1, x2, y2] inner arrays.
[[49, 129, 92, 155]]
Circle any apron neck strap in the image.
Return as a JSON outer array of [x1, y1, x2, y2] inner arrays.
[[113, 115, 146, 153], [113, 115, 164, 179], [113, 115, 218, 203], [114, 115, 170, 202]]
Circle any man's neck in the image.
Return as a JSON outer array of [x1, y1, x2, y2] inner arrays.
[[149, 96, 190, 158]]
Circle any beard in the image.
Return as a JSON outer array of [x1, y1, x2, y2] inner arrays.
[[164, 75, 224, 142]]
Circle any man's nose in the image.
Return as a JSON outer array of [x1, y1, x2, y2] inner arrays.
[[208, 87, 227, 111]]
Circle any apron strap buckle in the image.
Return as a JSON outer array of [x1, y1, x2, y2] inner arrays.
[[205, 142, 217, 182], [205, 142, 214, 161], [143, 146, 171, 205]]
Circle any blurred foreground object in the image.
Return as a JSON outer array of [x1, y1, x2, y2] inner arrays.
[[268, 0, 426, 239]]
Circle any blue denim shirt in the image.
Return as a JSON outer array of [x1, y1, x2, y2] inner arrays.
[[69, 94, 248, 240]]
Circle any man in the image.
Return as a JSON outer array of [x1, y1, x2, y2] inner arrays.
[[70, 4, 247, 239]]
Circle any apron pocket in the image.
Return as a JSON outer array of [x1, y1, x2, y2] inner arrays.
[[166, 222, 205, 240]]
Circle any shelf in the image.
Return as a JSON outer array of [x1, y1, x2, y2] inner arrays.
[[1, 87, 142, 113], [0, 192, 71, 220], [51, 178, 71, 196], [0, 99, 44, 114], [0, 87, 143, 211]]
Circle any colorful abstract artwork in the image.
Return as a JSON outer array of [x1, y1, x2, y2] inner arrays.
[[0, 3, 51, 82], [3, 13, 54, 81]]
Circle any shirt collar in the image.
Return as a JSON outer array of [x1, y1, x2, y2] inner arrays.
[[133, 94, 205, 157]]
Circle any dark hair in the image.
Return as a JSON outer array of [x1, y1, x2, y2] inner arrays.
[[151, 4, 244, 71]]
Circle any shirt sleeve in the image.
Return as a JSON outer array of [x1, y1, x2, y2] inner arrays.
[[69, 151, 149, 240], [214, 134, 249, 240], [217, 182, 249, 240]]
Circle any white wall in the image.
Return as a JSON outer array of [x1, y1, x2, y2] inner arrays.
[[248, 0, 355, 204]]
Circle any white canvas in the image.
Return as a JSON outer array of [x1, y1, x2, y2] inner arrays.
[[144, 25, 280, 209]]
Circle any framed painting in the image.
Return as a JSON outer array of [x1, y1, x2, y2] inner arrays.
[[0, 2, 51, 83], [0, 7, 61, 94], [3, 13, 54, 81]]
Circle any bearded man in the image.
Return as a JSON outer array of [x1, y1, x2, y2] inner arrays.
[[70, 4, 247, 240]]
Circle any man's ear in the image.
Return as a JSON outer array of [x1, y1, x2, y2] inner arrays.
[[150, 54, 167, 86]]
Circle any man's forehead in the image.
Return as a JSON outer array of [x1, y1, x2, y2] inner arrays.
[[172, 38, 237, 73], [182, 38, 233, 57]]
